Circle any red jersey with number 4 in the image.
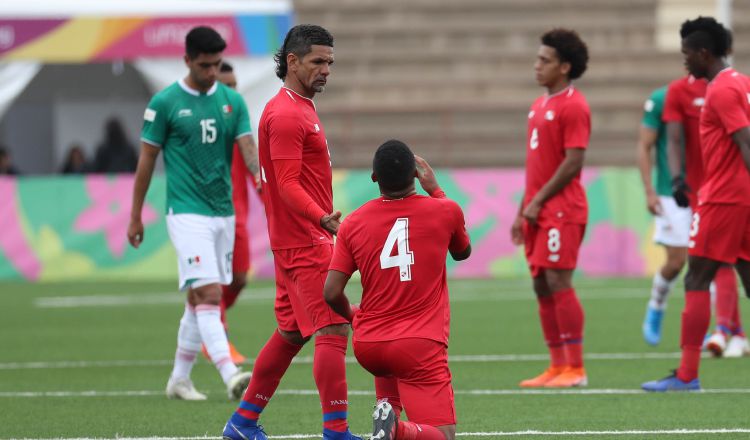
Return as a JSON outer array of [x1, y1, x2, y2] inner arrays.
[[662, 75, 707, 207], [258, 87, 334, 250], [524, 86, 590, 224], [699, 68, 750, 206], [329, 194, 470, 345]]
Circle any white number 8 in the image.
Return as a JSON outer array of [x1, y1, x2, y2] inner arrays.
[[690, 213, 700, 238], [547, 228, 561, 253]]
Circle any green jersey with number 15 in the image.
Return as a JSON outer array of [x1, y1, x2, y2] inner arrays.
[[141, 79, 251, 216]]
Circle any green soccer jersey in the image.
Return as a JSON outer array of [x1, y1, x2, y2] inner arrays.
[[141, 79, 251, 216], [641, 87, 671, 197]]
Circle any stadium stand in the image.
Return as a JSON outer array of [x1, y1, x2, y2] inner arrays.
[[295, 0, 749, 167]]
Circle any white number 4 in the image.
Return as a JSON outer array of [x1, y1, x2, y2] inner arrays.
[[200, 118, 217, 144], [379, 218, 414, 282]]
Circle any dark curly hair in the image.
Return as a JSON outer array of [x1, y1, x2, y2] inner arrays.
[[680, 16, 732, 58], [274, 24, 334, 80], [541, 29, 589, 80]]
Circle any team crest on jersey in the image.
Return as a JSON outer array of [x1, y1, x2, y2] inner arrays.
[[528, 110, 535, 119], [222, 104, 232, 114], [178, 109, 192, 118], [747, 93, 750, 104], [187, 255, 201, 266], [693, 98, 705, 107], [314, 123, 320, 132], [545, 110, 555, 121]]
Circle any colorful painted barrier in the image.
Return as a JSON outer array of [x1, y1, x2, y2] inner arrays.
[[0, 169, 664, 283]]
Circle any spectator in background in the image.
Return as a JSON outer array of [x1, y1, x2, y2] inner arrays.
[[94, 118, 138, 173], [0, 146, 20, 175], [61, 144, 91, 174]]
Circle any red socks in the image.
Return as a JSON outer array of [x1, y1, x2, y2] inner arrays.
[[554, 288, 585, 368], [375, 377, 403, 419], [537, 295, 567, 367], [398, 421, 446, 440], [714, 266, 738, 336], [678, 290, 711, 382], [314, 335, 350, 433], [236, 331, 302, 422]]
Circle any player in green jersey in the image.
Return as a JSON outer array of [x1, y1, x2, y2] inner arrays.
[[127, 26, 258, 401]]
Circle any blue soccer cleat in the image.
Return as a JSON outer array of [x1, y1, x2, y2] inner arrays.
[[641, 370, 701, 392], [323, 428, 363, 440], [642, 305, 664, 346], [222, 421, 268, 440]]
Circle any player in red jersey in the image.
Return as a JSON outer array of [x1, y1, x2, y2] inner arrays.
[[643, 16, 750, 392], [222, 25, 360, 440], [510, 29, 590, 388], [324, 140, 471, 440]]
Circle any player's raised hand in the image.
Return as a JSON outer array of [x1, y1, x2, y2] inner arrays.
[[415, 155, 440, 195], [127, 219, 144, 248], [646, 190, 663, 216], [320, 210, 342, 234], [511, 215, 524, 246]]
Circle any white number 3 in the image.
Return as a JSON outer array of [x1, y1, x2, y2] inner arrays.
[[380, 218, 415, 282]]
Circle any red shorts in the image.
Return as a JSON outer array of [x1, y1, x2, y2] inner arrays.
[[688, 203, 750, 263], [524, 221, 586, 277], [353, 338, 456, 426], [273, 245, 348, 337]]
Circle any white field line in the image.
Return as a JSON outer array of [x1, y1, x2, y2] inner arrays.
[[3, 388, 750, 398], [33, 288, 653, 308], [0, 352, 693, 370]]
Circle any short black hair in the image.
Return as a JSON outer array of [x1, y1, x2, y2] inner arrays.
[[541, 29, 589, 80], [680, 16, 732, 58], [373, 140, 416, 192], [220, 61, 234, 73], [274, 24, 333, 80], [185, 26, 227, 59]]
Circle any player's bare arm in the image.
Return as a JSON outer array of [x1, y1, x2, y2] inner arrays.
[[127, 142, 160, 248], [522, 148, 585, 223], [666, 121, 690, 207], [732, 126, 750, 172], [511, 196, 525, 246], [236, 134, 260, 182], [636, 126, 663, 215], [323, 270, 355, 321]]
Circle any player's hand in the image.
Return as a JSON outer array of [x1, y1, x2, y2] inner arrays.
[[671, 176, 691, 208], [127, 219, 144, 248], [320, 210, 342, 234], [522, 199, 542, 224], [253, 173, 263, 196], [646, 190, 663, 216], [511, 215, 524, 246], [415, 155, 441, 195]]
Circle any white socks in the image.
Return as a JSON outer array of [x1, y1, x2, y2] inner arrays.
[[171, 303, 201, 380], [649, 272, 677, 310], [195, 304, 239, 384]]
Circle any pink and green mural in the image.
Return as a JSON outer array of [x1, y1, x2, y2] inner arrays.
[[0, 168, 664, 282]]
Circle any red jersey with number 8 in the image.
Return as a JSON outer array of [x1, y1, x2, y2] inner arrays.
[[524, 86, 590, 224], [329, 194, 470, 345]]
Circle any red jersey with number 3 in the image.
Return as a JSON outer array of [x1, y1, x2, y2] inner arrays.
[[258, 87, 334, 250], [662, 75, 707, 207], [524, 86, 590, 224], [699, 68, 750, 206], [329, 194, 470, 345]]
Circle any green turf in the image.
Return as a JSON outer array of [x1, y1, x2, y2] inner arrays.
[[1, 278, 749, 439]]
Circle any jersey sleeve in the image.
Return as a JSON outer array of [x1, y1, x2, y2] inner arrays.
[[641, 89, 664, 130], [561, 100, 590, 149], [141, 94, 168, 147], [234, 95, 252, 139], [714, 84, 750, 135], [662, 82, 683, 123], [269, 115, 305, 160], [329, 220, 358, 275], [444, 199, 471, 254]]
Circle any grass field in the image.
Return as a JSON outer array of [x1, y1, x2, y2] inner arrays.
[[1, 277, 750, 439]]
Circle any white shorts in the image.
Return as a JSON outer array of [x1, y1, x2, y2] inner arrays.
[[166, 213, 235, 291], [653, 196, 692, 247]]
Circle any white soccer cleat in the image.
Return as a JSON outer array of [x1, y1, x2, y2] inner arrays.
[[166, 377, 207, 400], [705, 332, 727, 358], [724, 335, 750, 358], [227, 370, 252, 400]]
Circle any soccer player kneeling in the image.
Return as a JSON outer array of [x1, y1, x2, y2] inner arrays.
[[324, 140, 471, 440]]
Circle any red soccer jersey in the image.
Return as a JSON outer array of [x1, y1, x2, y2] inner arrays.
[[524, 86, 590, 224], [698, 68, 750, 206], [329, 194, 470, 345], [258, 87, 334, 250], [662, 75, 707, 207]]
